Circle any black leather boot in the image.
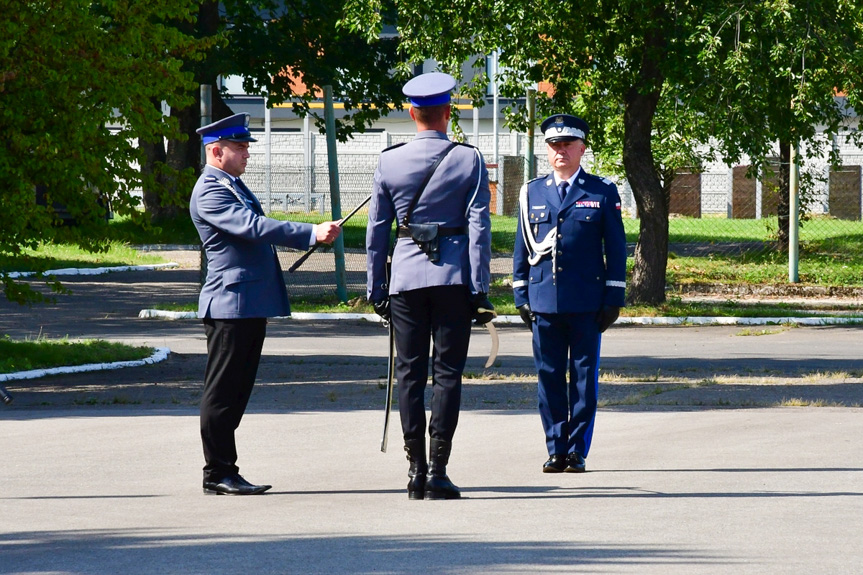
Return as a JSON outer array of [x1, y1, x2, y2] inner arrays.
[[404, 439, 427, 500], [425, 438, 460, 500]]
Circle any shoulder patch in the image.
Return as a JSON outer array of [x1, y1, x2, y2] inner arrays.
[[602, 177, 613, 185], [381, 142, 407, 153]]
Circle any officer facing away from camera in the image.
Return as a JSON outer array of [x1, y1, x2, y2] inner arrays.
[[366, 72, 493, 500]]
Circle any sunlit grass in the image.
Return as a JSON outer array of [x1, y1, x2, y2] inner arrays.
[[0, 337, 154, 374]]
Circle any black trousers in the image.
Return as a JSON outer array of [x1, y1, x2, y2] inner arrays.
[[390, 285, 472, 443], [200, 317, 267, 483]]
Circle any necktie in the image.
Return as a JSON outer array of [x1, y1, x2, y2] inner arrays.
[[558, 181, 569, 202]]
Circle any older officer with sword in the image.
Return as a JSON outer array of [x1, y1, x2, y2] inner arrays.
[[367, 72, 494, 500]]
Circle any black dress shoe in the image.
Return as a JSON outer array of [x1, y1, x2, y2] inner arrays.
[[542, 454, 567, 473], [565, 453, 586, 473], [203, 474, 272, 495]]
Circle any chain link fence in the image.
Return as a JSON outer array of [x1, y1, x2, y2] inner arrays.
[[244, 132, 863, 301]]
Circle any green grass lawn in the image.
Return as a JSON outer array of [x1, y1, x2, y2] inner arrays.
[[5, 211, 863, 287], [0, 337, 154, 374]]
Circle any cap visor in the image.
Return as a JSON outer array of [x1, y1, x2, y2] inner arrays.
[[224, 135, 258, 143]]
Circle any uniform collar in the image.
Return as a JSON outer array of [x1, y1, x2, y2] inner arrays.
[[414, 130, 450, 141], [554, 166, 582, 188]]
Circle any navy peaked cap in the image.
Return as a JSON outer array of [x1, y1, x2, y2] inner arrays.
[[403, 72, 456, 108], [541, 114, 589, 143], [197, 113, 258, 145]]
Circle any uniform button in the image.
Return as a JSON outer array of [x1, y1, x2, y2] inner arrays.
[[586, 216, 591, 220], [557, 233, 562, 239], [557, 267, 563, 271], [557, 251, 563, 255], [558, 218, 563, 223], [540, 212, 545, 217]]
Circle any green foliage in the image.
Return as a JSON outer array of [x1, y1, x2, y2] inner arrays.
[[342, 0, 863, 305], [0, 0, 206, 304], [220, 0, 407, 142], [0, 337, 153, 374]]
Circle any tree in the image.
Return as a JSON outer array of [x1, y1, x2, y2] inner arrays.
[[343, 0, 863, 304], [142, 0, 407, 220], [0, 1, 205, 304], [696, 2, 863, 245]]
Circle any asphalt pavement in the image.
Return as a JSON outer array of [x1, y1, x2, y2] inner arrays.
[[1, 265, 863, 574]]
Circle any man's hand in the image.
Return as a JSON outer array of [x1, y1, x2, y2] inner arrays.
[[315, 221, 341, 244], [470, 293, 496, 325], [596, 306, 620, 333], [517, 303, 534, 330], [373, 298, 391, 323]]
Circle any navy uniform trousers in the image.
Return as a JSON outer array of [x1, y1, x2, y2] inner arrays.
[[390, 285, 472, 443], [200, 317, 267, 483], [533, 311, 601, 458]]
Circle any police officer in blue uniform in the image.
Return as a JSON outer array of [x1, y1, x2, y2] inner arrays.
[[366, 72, 493, 500], [190, 113, 341, 495], [513, 114, 627, 473]]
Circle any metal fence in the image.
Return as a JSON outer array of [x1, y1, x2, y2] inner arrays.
[[244, 131, 863, 301]]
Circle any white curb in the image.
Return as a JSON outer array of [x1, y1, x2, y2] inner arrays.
[[136, 311, 863, 326], [0, 347, 171, 383], [6, 263, 179, 279]]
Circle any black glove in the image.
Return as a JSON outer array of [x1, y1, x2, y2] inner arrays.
[[373, 298, 391, 323], [517, 303, 534, 330], [596, 306, 620, 333], [470, 293, 496, 325]]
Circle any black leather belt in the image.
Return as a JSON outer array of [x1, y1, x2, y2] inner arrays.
[[397, 226, 469, 238]]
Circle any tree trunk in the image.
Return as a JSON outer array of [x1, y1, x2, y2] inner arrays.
[[622, 22, 667, 306], [139, 105, 171, 221]]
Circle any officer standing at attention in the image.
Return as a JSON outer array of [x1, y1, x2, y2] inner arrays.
[[190, 113, 341, 495], [513, 114, 627, 474], [366, 72, 494, 500]]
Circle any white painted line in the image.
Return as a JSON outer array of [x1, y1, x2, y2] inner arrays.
[[0, 347, 171, 383]]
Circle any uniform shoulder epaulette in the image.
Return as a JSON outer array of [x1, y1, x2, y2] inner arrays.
[[583, 172, 614, 186], [454, 141, 475, 149], [204, 175, 218, 183], [381, 142, 407, 153], [528, 173, 547, 184]]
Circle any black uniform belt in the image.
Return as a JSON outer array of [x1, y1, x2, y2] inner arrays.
[[397, 226, 468, 238]]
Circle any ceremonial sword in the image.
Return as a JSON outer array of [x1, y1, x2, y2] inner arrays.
[[288, 194, 373, 273], [380, 317, 396, 452]]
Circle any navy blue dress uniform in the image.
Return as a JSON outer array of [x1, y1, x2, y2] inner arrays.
[[190, 113, 336, 495], [366, 72, 493, 500], [513, 114, 627, 473]]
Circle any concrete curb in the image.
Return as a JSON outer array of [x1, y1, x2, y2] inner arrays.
[[0, 347, 171, 383], [6, 263, 179, 279], [137, 309, 863, 326]]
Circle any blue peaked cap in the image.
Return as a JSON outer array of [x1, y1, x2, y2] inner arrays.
[[403, 72, 456, 108], [196, 113, 258, 145]]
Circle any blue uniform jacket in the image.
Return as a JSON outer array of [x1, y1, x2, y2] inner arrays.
[[366, 131, 491, 301], [513, 170, 627, 313], [190, 165, 314, 319]]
